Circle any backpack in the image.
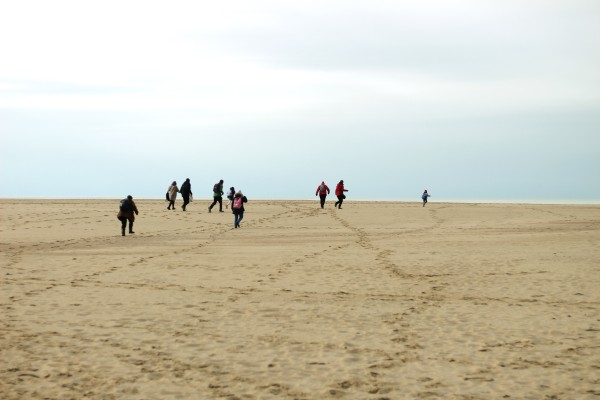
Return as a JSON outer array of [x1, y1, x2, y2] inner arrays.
[[119, 199, 132, 212], [319, 184, 326, 193], [233, 196, 243, 210], [213, 183, 220, 193]]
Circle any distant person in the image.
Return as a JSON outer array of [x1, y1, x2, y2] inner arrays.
[[167, 181, 179, 210], [422, 189, 430, 207], [231, 190, 248, 228], [180, 178, 193, 211], [117, 195, 139, 236], [334, 180, 348, 209], [225, 186, 235, 209], [208, 179, 224, 213], [315, 181, 330, 208]]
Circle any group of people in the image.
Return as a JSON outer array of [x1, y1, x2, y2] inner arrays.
[[205, 180, 248, 228], [164, 178, 249, 227], [315, 180, 349, 209], [118, 178, 431, 236], [166, 178, 193, 211], [117, 178, 250, 235]]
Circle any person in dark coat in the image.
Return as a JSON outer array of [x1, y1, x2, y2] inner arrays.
[[117, 195, 139, 236], [231, 191, 248, 228], [225, 186, 235, 209], [208, 179, 224, 213], [180, 178, 193, 211]]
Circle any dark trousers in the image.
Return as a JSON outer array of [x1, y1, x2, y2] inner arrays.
[[209, 196, 223, 211], [182, 195, 190, 210], [319, 194, 327, 208], [118, 217, 133, 235], [334, 195, 345, 208], [234, 211, 244, 228], [167, 200, 175, 209]]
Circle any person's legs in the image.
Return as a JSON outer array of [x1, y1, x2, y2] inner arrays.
[[234, 213, 240, 228], [337, 195, 344, 208], [128, 219, 135, 234], [119, 217, 127, 236], [209, 197, 218, 212], [237, 211, 244, 227], [168, 200, 175, 209], [218, 197, 223, 212], [182, 196, 189, 211], [319, 195, 326, 208]]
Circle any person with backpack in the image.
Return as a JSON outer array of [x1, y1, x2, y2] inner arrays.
[[225, 186, 235, 209], [180, 178, 193, 211], [117, 195, 139, 236], [315, 181, 330, 209], [167, 181, 179, 210], [208, 179, 224, 213], [231, 191, 248, 228], [334, 180, 349, 209]]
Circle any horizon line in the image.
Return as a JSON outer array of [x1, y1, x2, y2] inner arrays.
[[1, 197, 599, 206]]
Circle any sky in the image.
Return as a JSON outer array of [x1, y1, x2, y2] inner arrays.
[[1, 0, 599, 201]]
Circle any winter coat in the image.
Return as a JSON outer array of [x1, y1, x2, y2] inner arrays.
[[232, 195, 248, 215], [117, 200, 139, 221], [213, 183, 224, 198], [315, 182, 330, 196], [227, 189, 235, 200], [335, 182, 347, 196], [180, 181, 192, 197], [168, 184, 179, 201]]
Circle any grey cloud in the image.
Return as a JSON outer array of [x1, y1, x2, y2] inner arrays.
[[190, 3, 600, 82]]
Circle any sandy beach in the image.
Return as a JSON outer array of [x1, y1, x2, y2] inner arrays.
[[1, 199, 599, 399]]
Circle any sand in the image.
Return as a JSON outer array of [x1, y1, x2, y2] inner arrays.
[[1, 199, 599, 399]]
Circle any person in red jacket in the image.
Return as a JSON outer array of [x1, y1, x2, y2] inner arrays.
[[334, 180, 348, 209], [315, 181, 330, 208]]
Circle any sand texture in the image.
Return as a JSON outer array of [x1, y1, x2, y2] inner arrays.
[[1, 199, 599, 399]]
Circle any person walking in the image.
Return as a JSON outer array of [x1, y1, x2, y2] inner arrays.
[[422, 189, 430, 207], [334, 180, 348, 209], [315, 181, 330, 208], [225, 186, 235, 209], [208, 179, 224, 213], [180, 178, 193, 211], [117, 195, 139, 236], [231, 190, 248, 228], [167, 181, 179, 210]]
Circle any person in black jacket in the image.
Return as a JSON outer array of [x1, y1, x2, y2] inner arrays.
[[117, 195, 139, 236], [231, 191, 248, 228], [225, 186, 235, 209], [180, 178, 193, 211]]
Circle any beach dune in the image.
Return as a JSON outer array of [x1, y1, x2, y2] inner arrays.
[[1, 199, 599, 399]]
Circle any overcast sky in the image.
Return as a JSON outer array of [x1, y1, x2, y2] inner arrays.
[[1, 1, 599, 201]]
